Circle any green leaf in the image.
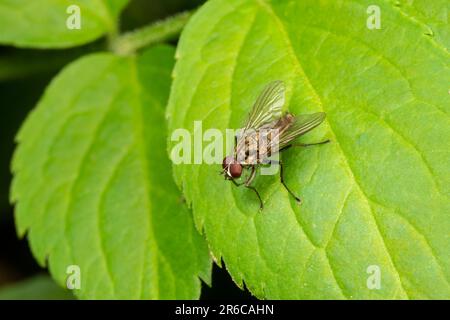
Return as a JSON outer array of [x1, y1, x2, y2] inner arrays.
[[0, 275, 74, 300], [11, 45, 211, 299], [167, 0, 450, 299], [0, 0, 129, 48]]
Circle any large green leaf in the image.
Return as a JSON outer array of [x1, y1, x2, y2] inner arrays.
[[11, 45, 211, 299], [0, 0, 129, 48], [167, 0, 450, 299]]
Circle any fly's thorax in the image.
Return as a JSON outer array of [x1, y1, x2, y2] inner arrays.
[[235, 127, 281, 165]]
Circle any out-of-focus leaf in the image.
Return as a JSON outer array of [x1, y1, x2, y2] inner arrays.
[[0, 0, 129, 48], [11, 45, 211, 299]]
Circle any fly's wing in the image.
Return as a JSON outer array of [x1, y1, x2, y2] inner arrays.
[[278, 112, 326, 149], [243, 80, 285, 131]]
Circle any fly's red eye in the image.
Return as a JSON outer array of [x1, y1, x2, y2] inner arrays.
[[222, 156, 242, 178], [229, 163, 242, 178]]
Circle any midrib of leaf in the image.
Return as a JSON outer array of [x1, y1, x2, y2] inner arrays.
[[176, 0, 246, 134], [225, 3, 258, 261], [64, 77, 128, 297], [178, 0, 257, 234], [97, 142, 134, 297], [255, 0, 410, 298], [128, 56, 190, 299], [128, 57, 160, 299], [194, 0, 343, 296]]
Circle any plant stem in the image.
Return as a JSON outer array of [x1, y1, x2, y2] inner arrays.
[[111, 10, 194, 55]]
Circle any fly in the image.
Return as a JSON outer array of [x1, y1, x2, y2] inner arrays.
[[222, 80, 329, 210]]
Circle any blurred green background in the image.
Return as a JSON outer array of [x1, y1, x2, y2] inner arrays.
[[0, 0, 252, 300]]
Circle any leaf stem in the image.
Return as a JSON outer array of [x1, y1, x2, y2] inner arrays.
[[111, 11, 194, 55]]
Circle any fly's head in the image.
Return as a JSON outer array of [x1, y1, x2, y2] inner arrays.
[[222, 155, 242, 180]]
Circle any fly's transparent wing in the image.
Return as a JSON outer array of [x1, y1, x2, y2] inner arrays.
[[243, 80, 285, 131], [279, 112, 326, 149]]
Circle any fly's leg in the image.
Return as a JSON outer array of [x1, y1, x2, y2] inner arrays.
[[230, 166, 255, 187], [280, 139, 330, 151], [229, 166, 263, 210], [280, 161, 302, 204], [231, 179, 244, 187], [244, 166, 263, 211], [245, 166, 257, 186], [276, 139, 329, 202], [246, 185, 263, 211], [270, 160, 302, 204]]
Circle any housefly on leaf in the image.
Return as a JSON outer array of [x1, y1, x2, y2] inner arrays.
[[222, 80, 329, 211]]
